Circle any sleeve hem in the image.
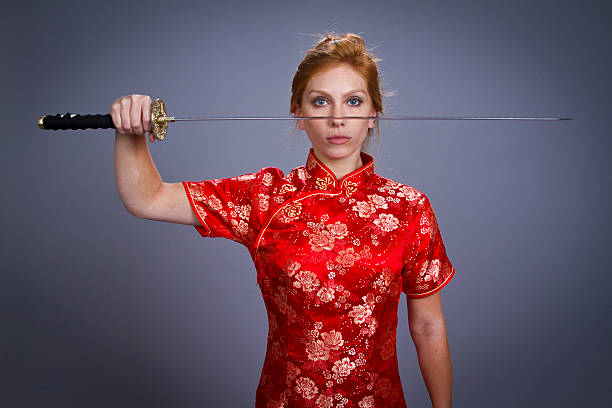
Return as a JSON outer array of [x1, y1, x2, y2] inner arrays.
[[405, 266, 456, 299], [182, 181, 212, 238]]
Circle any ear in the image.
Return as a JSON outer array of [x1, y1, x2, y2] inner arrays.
[[368, 109, 377, 129], [295, 106, 306, 131]]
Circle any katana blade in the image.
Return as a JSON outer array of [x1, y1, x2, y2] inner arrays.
[[163, 116, 572, 121], [38, 98, 573, 141]]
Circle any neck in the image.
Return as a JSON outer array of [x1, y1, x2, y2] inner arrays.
[[313, 148, 364, 181]]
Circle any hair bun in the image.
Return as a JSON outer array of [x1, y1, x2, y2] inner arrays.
[[315, 32, 366, 54]]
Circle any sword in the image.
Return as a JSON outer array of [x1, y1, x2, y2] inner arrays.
[[38, 98, 573, 141]]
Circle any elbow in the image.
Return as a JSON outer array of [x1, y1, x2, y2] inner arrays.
[[409, 320, 447, 338], [410, 322, 448, 352], [117, 188, 160, 219], [116, 187, 144, 218], [117, 183, 165, 221], [123, 202, 142, 218], [120, 198, 147, 219]]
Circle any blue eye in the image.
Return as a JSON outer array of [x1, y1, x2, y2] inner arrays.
[[348, 97, 362, 106], [313, 97, 327, 107]]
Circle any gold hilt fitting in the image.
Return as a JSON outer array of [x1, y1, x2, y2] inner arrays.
[[151, 98, 172, 140]]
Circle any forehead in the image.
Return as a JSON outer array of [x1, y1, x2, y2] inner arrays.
[[305, 63, 368, 93]]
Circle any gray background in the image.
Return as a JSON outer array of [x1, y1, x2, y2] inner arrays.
[[3, 0, 611, 406]]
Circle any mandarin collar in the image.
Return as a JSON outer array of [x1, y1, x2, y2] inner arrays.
[[303, 147, 375, 194]]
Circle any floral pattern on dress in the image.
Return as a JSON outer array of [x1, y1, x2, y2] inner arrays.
[[182, 148, 455, 407], [295, 376, 318, 399], [373, 213, 399, 232]]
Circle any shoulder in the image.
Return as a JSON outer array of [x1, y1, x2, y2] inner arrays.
[[223, 166, 285, 186], [201, 166, 286, 197], [285, 164, 313, 187], [254, 166, 286, 184], [367, 176, 439, 240], [369, 174, 429, 208], [200, 166, 284, 184]]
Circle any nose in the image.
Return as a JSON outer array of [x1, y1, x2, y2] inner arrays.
[[328, 105, 345, 128]]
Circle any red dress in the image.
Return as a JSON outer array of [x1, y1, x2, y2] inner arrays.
[[183, 148, 455, 407]]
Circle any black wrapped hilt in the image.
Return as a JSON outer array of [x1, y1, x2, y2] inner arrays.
[[39, 99, 168, 140], [39, 113, 115, 131]]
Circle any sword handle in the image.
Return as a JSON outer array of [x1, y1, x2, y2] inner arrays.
[[38, 113, 115, 131], [38, 98, 168, 140]]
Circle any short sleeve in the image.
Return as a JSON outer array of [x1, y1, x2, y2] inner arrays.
[[183, 168, 271, 247], [401, 195, 455, 298]]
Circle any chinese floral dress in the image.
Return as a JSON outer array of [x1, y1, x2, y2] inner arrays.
[[183, 148, 455, 407]]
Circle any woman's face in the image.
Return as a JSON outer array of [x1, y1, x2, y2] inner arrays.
[[295, 63, 377, 162]]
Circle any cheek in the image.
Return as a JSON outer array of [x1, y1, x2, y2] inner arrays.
[[301, 122, 316, 138], [356, 120, 372, 135], [303, 119, 326, 135]]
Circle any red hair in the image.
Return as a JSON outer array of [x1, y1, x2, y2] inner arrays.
[[290, 32, 384, 152]]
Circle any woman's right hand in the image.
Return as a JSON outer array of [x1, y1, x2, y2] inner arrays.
[[111, 94, 199, 226], [109, 94, 156, 143]]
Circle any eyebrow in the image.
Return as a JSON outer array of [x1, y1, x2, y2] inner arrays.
[[307, 89, 367, 97]]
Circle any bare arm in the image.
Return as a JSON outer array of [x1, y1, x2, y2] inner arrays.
[[112, 94, 200, 226], [407, 292, 453, 408]]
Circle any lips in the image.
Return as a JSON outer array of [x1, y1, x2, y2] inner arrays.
[[326, 135, 351, 145]]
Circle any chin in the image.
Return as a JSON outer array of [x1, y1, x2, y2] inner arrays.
[[316, 143, 360, 159]]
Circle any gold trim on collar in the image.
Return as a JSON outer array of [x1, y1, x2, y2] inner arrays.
[[342, 180, 358, 197], [316, 175, 335, 190]]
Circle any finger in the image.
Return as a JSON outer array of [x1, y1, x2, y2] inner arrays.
[[110, 104, 122, 133], [142, 98, 152, 133], [130, 98, 143, 135], [119, 98, 131, 134]]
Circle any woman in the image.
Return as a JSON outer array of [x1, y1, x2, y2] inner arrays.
[[112, 33, 455, 408]]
